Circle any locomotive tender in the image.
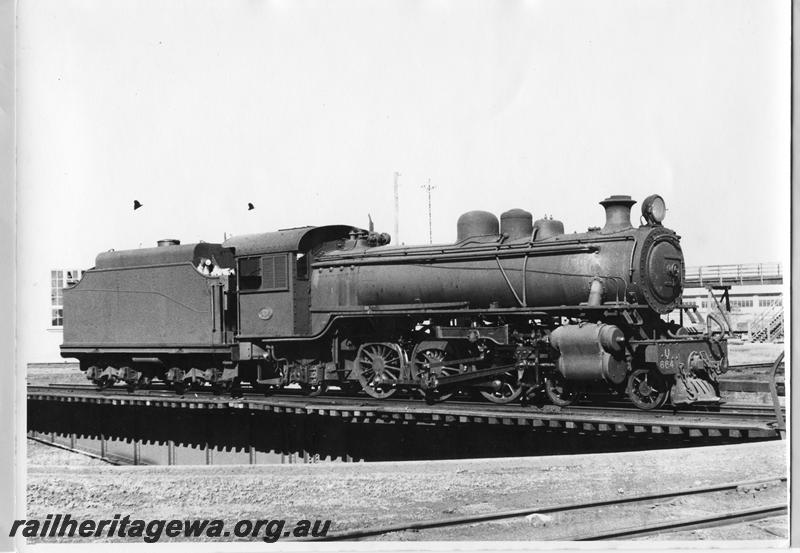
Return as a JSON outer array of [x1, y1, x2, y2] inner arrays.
[[61, 194, 728, 409]]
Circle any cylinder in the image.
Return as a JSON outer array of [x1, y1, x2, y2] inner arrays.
[[500, 209, 533, 241], [598, 324, 625, 353], [456, 211, 499, 242], [549, 323, 627, 384]]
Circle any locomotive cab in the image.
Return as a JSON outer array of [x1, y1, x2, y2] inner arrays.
[[222, 225, 363, 339]]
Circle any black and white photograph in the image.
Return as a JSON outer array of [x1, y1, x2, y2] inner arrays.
[[3, 0, 792, 549]]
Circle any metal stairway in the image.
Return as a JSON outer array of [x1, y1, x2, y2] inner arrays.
[[749, 300, 784, 343]]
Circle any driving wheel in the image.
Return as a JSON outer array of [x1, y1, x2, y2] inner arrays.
[[480, 371, 524, 404], [354, 343, 404, 399], [413, 346, 460, 402]]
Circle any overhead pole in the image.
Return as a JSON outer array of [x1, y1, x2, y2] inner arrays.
[[421, 178, 436, 245], [393, 171, 401, 244]]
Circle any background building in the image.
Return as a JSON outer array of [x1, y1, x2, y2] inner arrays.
[[679, 263, 784, 343]]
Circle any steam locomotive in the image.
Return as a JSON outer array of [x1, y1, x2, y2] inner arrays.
[[61, 194, 728, 409]]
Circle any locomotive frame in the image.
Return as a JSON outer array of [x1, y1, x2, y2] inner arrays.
[[61, 193, 729, 409]]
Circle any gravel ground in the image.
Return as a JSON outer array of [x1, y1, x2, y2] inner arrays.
[[726, 343, 784, 366], [27, 439, 787, 543], [27, 364, 85, 386]]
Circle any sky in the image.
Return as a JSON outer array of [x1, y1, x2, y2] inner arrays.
[[16, 0, 790, 272]]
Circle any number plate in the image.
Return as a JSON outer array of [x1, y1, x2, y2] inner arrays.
[[657, 344, 681, 373]]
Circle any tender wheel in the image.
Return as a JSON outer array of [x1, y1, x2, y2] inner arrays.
[[95, 375, 114, 390], [230, 377, 244, 398], [413, 347, 460, 402], [354, 343, 404, 399], [480, 372, 523, 404], [121, 366, 139, 393], [626, 368, 668, 410], [544, 372, 577, 407], [210, 381, 229, 396]]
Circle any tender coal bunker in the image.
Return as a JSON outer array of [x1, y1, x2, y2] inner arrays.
[[27, 400, 767, 465]]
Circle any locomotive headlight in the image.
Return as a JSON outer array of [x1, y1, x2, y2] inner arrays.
[[642, 195, 666, 225]]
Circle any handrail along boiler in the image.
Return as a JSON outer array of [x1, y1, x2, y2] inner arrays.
[[61, 194, 727, 409]]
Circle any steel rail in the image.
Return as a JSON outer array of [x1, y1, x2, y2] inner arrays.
[[27, 435, 121, 465], [29, 384, 783, 418], [34, 360, 783, 373], [27, 385, 783, 425], [304, 476, 786, 541], [727, 362, 784, 372], [35, 381, 781, 405], [569, 504, 787, 540]]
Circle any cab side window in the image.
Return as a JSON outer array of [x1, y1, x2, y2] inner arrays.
[[261, 254, 288, 290], [296, 252, 308, 281], [238, 257, 262, 290]]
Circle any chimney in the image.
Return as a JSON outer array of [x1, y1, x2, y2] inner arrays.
[[599, 195, 636, 233]]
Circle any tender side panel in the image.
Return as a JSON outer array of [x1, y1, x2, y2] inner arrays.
[[62, 264, 225, 349]]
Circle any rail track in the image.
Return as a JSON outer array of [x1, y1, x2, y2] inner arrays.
[[304, 476, 787, 541], [727, 361, 784, 372], [29, 382, 783, 418], [28, 382, 783, 442]]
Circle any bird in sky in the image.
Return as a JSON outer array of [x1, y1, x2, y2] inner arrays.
[[248, 202, 255, 211], [133, 200, 143, 210]]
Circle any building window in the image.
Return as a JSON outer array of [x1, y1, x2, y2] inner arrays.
[[759, 297, 782, 307], [729, 298, 753, 309], [51, 269, 82, 327]]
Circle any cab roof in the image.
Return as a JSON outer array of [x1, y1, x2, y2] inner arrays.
[[222, 225, 363, 256]]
